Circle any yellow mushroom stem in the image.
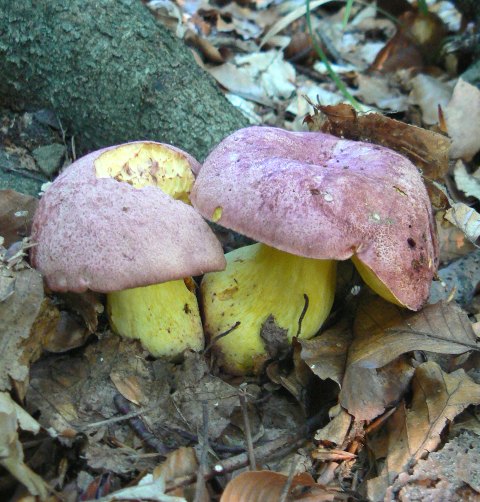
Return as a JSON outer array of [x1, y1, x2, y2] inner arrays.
[[351, 255, 404, 307], [107, 278, 203, 359], [201, 243, 336, 375], [94, 142, 205, 357]]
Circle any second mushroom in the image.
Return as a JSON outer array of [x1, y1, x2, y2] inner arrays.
[[191, 126, 438, 375], [31, 141, 226, 359]]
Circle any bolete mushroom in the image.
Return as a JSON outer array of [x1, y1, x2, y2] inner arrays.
[[191, 126, 438, 374], [31, 142, 226, 358]]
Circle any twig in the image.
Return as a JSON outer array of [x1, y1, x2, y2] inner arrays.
[[238, 387, 256, 470], [193, 402, 209, 502], [296, 294, 309, 337], [279, 458, 298, 502], [166, 409, 325, 492], [203, 321, 241, 354], [113, 394, 172, 455]]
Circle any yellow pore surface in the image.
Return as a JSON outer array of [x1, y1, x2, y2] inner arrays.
[[351, 255, 404, 307], [108, 278, 204, 358], [94, 142, 195, 203], [201, 243, 337, 375]]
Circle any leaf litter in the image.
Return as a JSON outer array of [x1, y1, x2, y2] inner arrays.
[[4, 0, 480, 500]]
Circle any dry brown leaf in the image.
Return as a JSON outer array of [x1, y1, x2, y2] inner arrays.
[[314, 408, 352, 446], [368, 361, 480, 498], [0, 266, 44, 395], [386, 431, 480, 501], [338, 297, 478, 420], [340, 356, 414, 421], [298, 319, 352, 387], [220, 470, 336, 502], [445, 78, 480, 161], [307, 103, 451, 181], [0, 190, 38, 247], [349, 298, 478, 370], [154, 447, 202, 500], [110, 373, 148, 406]]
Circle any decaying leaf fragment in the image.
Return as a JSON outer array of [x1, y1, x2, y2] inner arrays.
[[0, 392, 49, 499], [306, 103, 451, 181], [0, 261, 44, 395], [367, 362, 480, 500]]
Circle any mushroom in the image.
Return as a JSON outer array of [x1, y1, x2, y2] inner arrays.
[[31, 142, 226, 358], [191, 126, 438, 374]]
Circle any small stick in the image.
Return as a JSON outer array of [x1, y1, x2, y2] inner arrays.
[[203, 321, 241, 354], [279, 458, 298, 502], [193, 402, 209, 502], [113, 394, 171, 455], [238, 387, 256, 470]]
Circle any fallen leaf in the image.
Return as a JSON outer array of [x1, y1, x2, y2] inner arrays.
[[314, 408, 352, 446], [299, 319, 352, 387], [0, 392, 48, 499], [445, 78, 480, 161], [340, 356, 414, 421], [429, 249, 480, 306], [349, 298, 478, 370], [453, 160, 480, 200], [385, 431, 480, 501], [355, 74, 408, 111], [445, 202, 480, 244], [368, 362, 480, 497], [220, 470, 336, 502], [307, 103, 451, 181], [154, 447, 201, 500], [408, 74, 453, 125], [0, 190, 38, 247], [89, 472, 186, 502], [0, 265, 44, 395], [436, 211, 475, 263], [338, 297, 478, 420]]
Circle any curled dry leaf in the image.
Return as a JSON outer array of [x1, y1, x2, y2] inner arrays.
[[367, 362, 480, 499], [220, 470, 337, 502], [306, 103, 451, 181]]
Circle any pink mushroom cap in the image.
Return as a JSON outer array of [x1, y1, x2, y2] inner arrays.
[[31, 142, 226, 293], [191, 126, 438, 310]]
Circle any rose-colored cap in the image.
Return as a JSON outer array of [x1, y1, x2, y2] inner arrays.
[[31, 143, 226, 293], [191, 127, 438, 310]]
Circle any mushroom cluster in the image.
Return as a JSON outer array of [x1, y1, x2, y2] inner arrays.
[[31, 142, 226, 359], [191, 126, 438, 375]]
